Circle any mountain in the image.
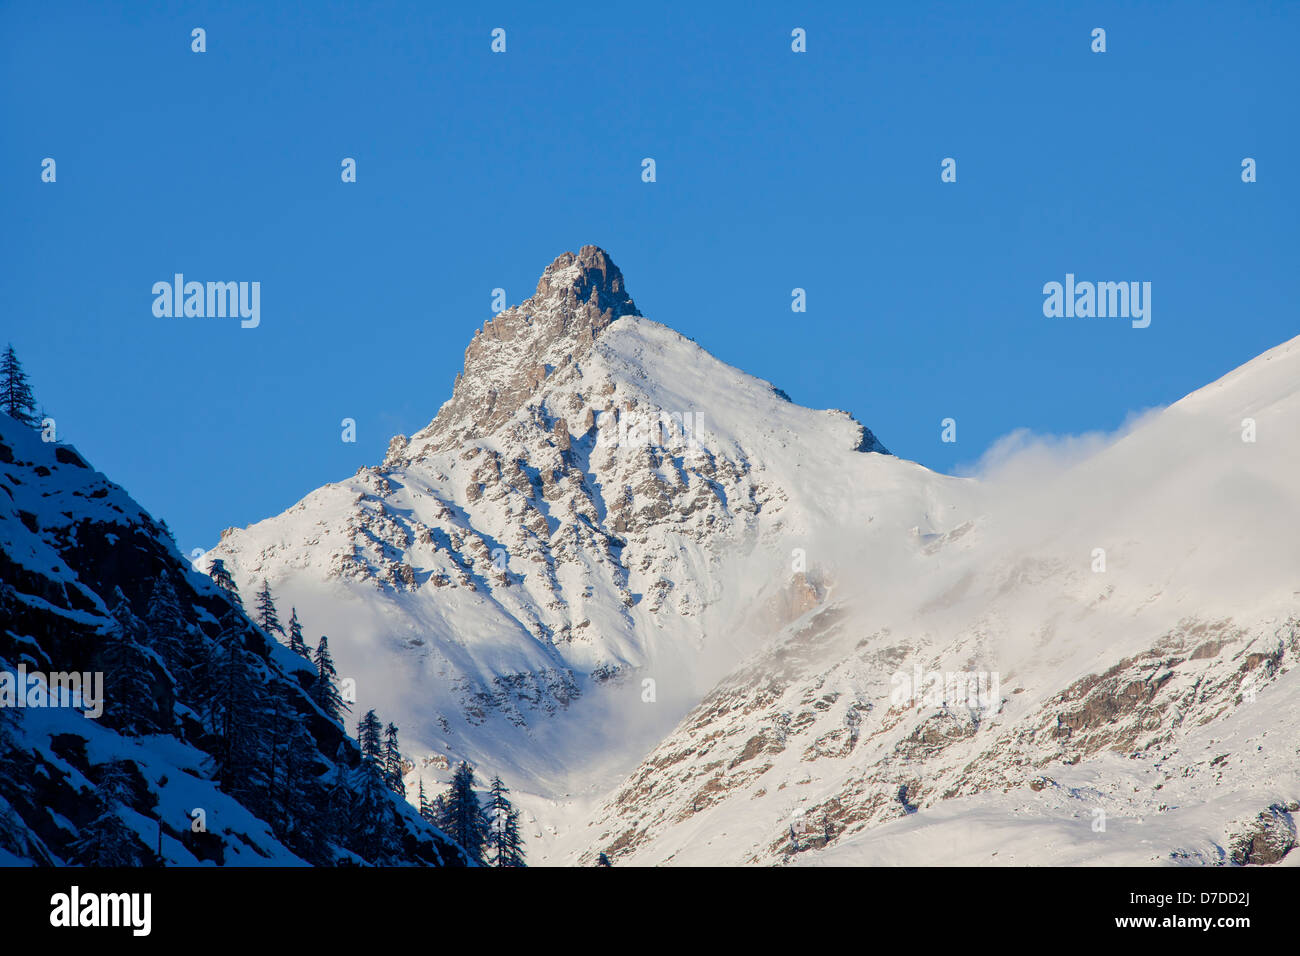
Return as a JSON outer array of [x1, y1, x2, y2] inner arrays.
[[207, 246, 1299, 868], [0, 415, 470, 866], [572, 335, 1300, 865], [207, 246, 967, 830]]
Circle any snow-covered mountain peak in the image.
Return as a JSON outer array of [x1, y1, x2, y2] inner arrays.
[[406, 246, 641, 456], [395, 246, 887, 469], [210, 246, 951, 807], [534, 245, 638, 317]]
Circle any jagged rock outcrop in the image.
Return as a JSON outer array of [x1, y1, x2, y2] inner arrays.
[[414, 246, 642, 453], [1229, 803, 1297, 865]]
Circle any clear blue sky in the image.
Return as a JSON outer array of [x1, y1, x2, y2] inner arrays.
[[3, 0, 1296, 555]]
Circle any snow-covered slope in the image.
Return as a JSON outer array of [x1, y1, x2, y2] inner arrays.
[[0, 416, 469, 866], [571, 335, 1300, 865], [209, 246, 969, 820]]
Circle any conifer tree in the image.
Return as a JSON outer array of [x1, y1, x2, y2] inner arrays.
[[204, 617, 269, 802], [253, 579, 284, 638], [357, 709, 383, 764], [430, 791, 450, 831], [69, 760, 153, 866], [326, 743, 356, 849], [100, 589, 159, 734], [208, 558, 241, 608], [286, 608, 309, 658], [498, 806, 524, 866], [310, 636, 347, 723], [418, 779, 432, 824], [443, 762, 489, 864], [177, 617, 210, 704], [383, 722, 405, 797], [486, 775, 525, 867], [0, 345, 38, 428], [265, 692, 285, 832], [351, 756, 393, 862], [144, 573, 187, 677], [265, 687, 326, 859]]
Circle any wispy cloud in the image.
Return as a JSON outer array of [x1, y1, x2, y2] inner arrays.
[[954, 407, 1165, 485]]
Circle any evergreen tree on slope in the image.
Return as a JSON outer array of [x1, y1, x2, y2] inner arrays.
[[69, 760, 153, 866], [253, 578, 284, 639], [0, 345, 38, 428], [286, 608, 309, 659], [100, 588, 160, 734], [143, 572, 188, 678], [204, 616, 269, 807], [443, 762, 489, 864], [486, 775, 526, 867], [310, 636, 347, 723], [208, 558, 241, 609], [357, 709, 383, 764], [383, 722, 406, 797]]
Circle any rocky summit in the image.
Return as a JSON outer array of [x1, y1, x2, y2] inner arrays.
[[411, 246, 643, 453]]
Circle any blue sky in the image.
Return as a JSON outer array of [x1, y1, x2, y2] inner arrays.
[[3, 0, 1296, 555]]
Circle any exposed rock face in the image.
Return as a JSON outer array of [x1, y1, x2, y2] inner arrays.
[[1229, 803, 1297, 865], [416, 246, 642, 453]]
